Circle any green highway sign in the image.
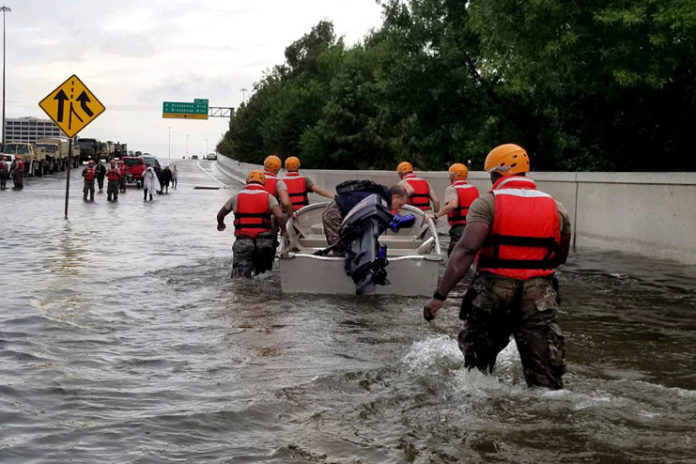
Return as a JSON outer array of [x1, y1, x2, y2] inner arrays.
[[163, 98, 209, 119]]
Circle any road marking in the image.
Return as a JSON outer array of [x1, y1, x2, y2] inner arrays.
[[196, 160, 228, 187]]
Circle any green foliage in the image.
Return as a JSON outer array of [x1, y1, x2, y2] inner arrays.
[[219, 1, 696, 171]]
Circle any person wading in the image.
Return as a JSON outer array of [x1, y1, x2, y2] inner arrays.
[[396, 161, 440, 212], [106, 159, 120, 202], [432, 163, 480, 256], [95, 159, 106, 193], [217, 170, 286, 278], [0, 156, 9, 190], [423, 144, 572, 390], [118, 160, 127, 193], [82, 159, 97, 201], [277, 156, 334, 214]]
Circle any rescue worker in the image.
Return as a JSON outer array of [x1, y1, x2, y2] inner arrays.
[[321, 182, 409, 255], [396, 161, 439, 212], [216, 170, 287, 278], [82, 159, 97, 201], [118, 160, 127, 193], [10, 155, 24, 190], [0, 156, 9, 190], [262, 154, 281, 197], [432, 163, 480, 256], [423, 144, 571, 390], [106, 159, 120, 202], [277, 156, 335, 214], [95, 159, 107, 193]]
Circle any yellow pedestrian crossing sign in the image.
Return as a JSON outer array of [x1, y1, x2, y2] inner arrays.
[[39, 74, 106, 138]]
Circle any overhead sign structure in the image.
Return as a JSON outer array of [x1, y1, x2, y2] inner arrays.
[[39, 74, 106, 138], [163, 99, 209, 119]]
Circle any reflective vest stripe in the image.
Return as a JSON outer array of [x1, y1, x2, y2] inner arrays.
[[477, 176, 561, 280]]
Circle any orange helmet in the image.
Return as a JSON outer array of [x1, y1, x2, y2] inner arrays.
[[484, 144, 530, 176], [246, 169, 265, 186], [264, 155, 282, 174], [284, 156, 300, 172], [397, 161, 413, 176], [448, 163, 468, 181]]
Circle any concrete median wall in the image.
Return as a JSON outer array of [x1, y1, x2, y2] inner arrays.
[[218, 155, 696, 264]]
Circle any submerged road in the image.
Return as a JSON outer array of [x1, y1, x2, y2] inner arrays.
[[1, 159, 695, 463]]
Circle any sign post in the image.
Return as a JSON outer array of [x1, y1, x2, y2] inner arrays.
[[38, 74, 105, 219]]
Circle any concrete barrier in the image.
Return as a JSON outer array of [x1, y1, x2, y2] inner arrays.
[[218, 155, 696, 264]]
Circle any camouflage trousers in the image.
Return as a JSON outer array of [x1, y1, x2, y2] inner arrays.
[[232, 236, 276, 278], [458, 273, 566, 389], [321, 201, 343, 251], [107, 180, 119, 201], [83, 180, 95, 200], [447, 224, 466, 257]]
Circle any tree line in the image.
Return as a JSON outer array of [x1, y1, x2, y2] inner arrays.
[[217, 0, 696, 172]]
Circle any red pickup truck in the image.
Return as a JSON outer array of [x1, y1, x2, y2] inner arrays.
[[121, 156, 146, 188]]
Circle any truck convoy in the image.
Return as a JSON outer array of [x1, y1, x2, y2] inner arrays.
[[0, 136, 131, 177]]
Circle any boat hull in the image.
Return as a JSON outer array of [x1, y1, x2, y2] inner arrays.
[[279, 253, 441, 296]]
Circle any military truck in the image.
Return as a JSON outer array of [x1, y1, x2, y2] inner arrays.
[[34, 137, 78, 173], [77, 138, 99, 163], [1, 142, 44, 176]]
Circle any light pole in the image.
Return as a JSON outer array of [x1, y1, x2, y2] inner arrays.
[[168, 126, 171, 161], [186, 134, 189, 158], [241, 88, 247, 104], [1, 6, 10, 151]]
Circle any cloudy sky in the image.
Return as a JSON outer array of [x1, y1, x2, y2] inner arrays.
[[5, 0, 384, 159]]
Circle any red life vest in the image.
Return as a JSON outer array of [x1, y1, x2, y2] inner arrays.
[[84, 167, 96, 181], [447, 181, 480, 227], [107, 169, 120, 181], [477, 176, 561, 280], [17, 160, 24, 171], [282, 172, 309, 211], [119, 165, 127, 176], [403, 173, 431, 211], [234, 184, 272, 238], [263, 171, 278, 196]]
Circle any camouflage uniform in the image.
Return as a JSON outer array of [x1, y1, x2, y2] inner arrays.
[[321, 201, 343, 250], [458, 273, 566, 389], [232, 236, 276, 278]]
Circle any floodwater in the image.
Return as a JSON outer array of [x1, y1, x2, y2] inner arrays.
[[1, 160, 695, 463]]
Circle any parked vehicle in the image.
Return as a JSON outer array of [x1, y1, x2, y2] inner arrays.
[[77, 138, 99, 163], [1, 142, 44, 176], [206, 152, 217, 160], [34, 137, 76, 173], [142, 156, 161, 170], [121, 156, 146, 188]]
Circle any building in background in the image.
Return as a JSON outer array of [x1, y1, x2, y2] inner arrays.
[[4, 116, 65, 143]]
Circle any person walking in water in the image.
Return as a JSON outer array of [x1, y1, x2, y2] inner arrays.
[[396, 161, 440, 212], [142, 166, 160, 201], [159, 166, 172, 194], [0, 156, 9, 190], [276, 156, 334, 214], [171, 164, 178, 189], [95, 159, 106, 193], [217, 170, 286, 278], [118, 159, 127, 193], [10, 155, 24, 190], [82, 159, 96, 201], [423, 144, 572, 390], [432, 163, 480, 256], [106, 159, 120, 202]]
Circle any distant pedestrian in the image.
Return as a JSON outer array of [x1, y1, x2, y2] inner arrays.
[[159, 166, 172, 194], [10, 155, 24, 190], [95, 159, 106, 193], [171, 165, 178, 189], [118, 160, 127, 193], [0, 156, 9, 190], [82, 159, 96, 201], [106, 159, 120, 202], [142, 166, 160, 201]]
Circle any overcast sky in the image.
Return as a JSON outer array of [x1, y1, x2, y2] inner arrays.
[[4, 0, 384, 159]]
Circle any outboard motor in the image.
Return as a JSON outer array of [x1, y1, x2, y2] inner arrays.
[[338, 194, 415, 295]]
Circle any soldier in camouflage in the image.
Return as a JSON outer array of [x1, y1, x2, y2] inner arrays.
[[424, 144, 571, 390]]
